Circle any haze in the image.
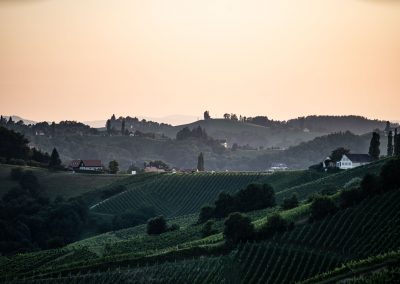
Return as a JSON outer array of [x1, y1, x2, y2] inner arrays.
[[1, 0, 399, 123]]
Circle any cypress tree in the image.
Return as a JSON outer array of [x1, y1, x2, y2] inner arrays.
[[368, 132, 380, 160], [197, 152, 205, 171], [395, 128, 400, 156], [106, 119, 111, 135], [387, 131, 393, 157]]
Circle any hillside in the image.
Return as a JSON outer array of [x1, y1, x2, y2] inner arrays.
[[0, 164, 128, 200], [1, 166, 398, 283]]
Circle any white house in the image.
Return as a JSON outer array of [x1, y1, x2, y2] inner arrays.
[[69, 160, 104, 172], [336, 154, 373, 170]]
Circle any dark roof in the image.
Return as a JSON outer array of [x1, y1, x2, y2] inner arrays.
[[344, 154, 373, 163], [82, 160, 102, 167], [69, 160, 81, 168]]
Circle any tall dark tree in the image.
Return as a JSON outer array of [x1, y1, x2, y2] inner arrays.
[[0, 127, 29, 160], [50, 122, 56, 138], [7, 116, 13, 125], [49, 148, 62, 169], [395, 128, 400, 156], [197, 152, 205, 171], [330, 147, 350, 162], [384, 121, 391, 133], [111, 114, 116, 121], [109, 160, 119, 174], [106, 119, 111, 136], [387, 131, 393, 157], [121, 119, 126, 135], [368, 132, 380, 160], [204, 111, 211, 120]]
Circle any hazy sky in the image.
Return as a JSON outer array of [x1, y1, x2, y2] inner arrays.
[[1, 0, 399, 123]]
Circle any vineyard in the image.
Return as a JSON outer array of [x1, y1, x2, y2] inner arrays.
[[2, 184, 400, 283], [90, 170, 330, 217]]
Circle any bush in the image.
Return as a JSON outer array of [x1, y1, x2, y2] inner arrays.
[[9, 168, 23, 181], [281, 193, 299, 210], [310, 195, 338, 221], [198, 205, 215, 224], [147, 216, 168, 235], [257, 213, 292, 239], [201, 220, 217, 238], [214, 192, 236, 218], [361, 173, 380, 196], [380, 158, 400, 192], [223, 212, 254, 245], [339, 187, 365, 208]]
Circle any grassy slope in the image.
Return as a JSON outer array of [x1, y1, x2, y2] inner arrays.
[[0, 164, 128, 200]]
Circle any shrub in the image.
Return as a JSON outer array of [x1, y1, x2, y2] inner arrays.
[[223, 212, 254, 245], [9, 168, 23, 181], [281, 193, 299, 210], [361, 173, 381, 196], [339, 187, 365, 208], [310, 195, 338, 221], [198, 205, 215, 224], [214, 192, 236, 218], [257, 213, 292, 239], [147, 216, 168, 235], [201, 220, 217, 238]]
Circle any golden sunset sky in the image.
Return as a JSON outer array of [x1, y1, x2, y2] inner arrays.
[[0, 0, 399, 123]]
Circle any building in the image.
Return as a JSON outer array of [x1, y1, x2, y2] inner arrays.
[[269, 163, 289, 172], [69, 160, 103, 172], [336, 154, 373, 170]]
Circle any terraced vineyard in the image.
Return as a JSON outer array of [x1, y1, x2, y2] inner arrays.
[[91, 173, 269, 217]]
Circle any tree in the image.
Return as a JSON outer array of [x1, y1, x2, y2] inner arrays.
[[49, 148, 62, 169], [214, 192, 236, 218], [236, 183, 275, 212], [387, 131, 394, 157], [50, 122, 56, 137], [395, 128, 400, 156], [368, 132, 380, 160], [0, 127, 30, 161], [198, 205, 214, 224], [330, 147, 350, 162], [230, 114, 238, 121], [380, 158, 400, 192], [121, 119, 125, 135], [223, 113, 230, 120], [7, 116, 13, 125], [108, 160, 119, 174], [197, 152, 205, 171], [257, 213, 291, 239], [361, 173, 380, 196], [204, 111, 211, 120], [201, 220, 217, 237], [147, 216, 167, 235], [310, 195, 338, 221], [223, 212, 254, 245], [339, 187, 364, 208], [281, 193, 299, 210], [106, 119, 111, 136]]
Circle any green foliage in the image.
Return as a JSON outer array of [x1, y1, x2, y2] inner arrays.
[[197, 152, 205, 171], [257, 213, 292, 239], [380, 158, 400, 191], [387, 130, 394, 156], [198, 205, 214, 224], [147, 215, 168, 235], [49, 148, 62, 169], [339, 187, 364, 208], [310, 195, 338, 221], [236, 183, 276, 212], [368, 132, 380, 160], [112, 206, 156, 231], [202, 220, 217, 238], [343, 177, 362, 189], [223, 212, 254, 245], [281, 193, 299, 210], [361, 173, 380, 196], [330, 147, 350, 162], [0, 126, 29, 161], [108, 160, 119, 174]]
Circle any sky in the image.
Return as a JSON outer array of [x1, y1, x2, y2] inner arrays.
[[0, 0, 399, 124]]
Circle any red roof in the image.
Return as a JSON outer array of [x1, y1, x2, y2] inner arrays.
[[82, 160, 102, 167]]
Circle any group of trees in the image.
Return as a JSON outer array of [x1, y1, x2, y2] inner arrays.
[[0, 169, 88, 254], [387, 127, 400, 157], [198, 183, 275, 223], [146, 216, 179, 235], [0, 127, 63, 170], [176, 126, 208, 141]]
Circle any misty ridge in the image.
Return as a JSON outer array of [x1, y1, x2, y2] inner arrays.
[[0, 113, 396, 171]]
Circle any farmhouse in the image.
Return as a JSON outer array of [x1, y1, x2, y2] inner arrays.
[[336, 154, 373, 170], [69, 160, 103, 172]]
